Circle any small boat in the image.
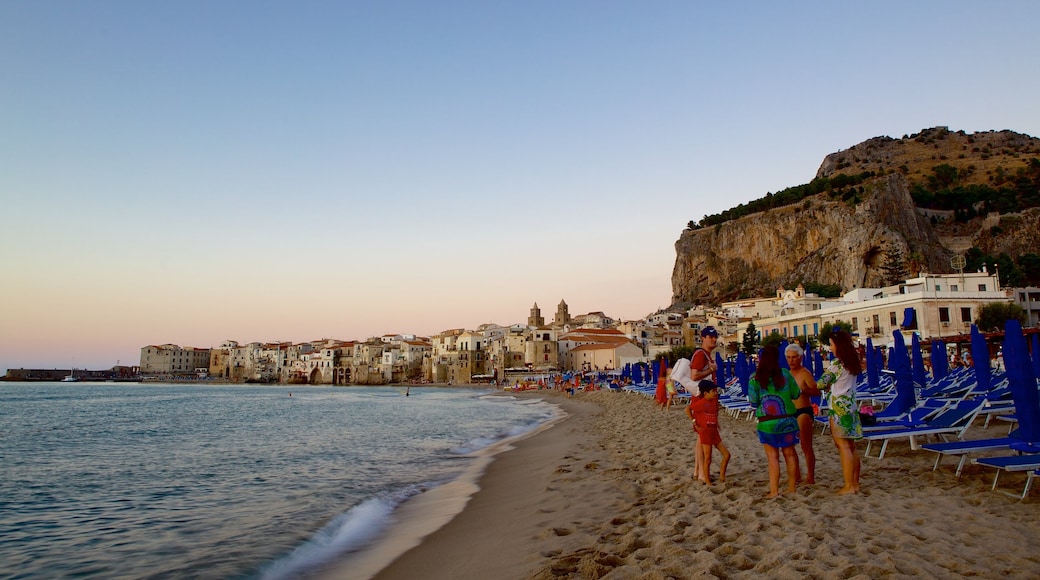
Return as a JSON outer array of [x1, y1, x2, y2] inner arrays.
[[62, 370, 79, 382]]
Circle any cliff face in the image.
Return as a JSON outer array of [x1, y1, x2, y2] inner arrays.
[[672, 173, 949, 304], [672, 127, 1040, 306]]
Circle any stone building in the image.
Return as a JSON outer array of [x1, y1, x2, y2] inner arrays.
[[140, 344, 211, 376]]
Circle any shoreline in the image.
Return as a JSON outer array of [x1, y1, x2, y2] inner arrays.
[[314, 390, 576, 580], [325, 389, 1040, 578]]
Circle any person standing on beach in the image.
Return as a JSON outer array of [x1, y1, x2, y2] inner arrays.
[[654, 358, 671, 409], [785, 343, 821, 485], [818, 328, 863, 494], [689, 326, 720, 482], [685, 381, 730, 484], [748, 345, 801, 498]]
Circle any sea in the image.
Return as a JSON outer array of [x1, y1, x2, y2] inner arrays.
[[0, 382, 560, 580]]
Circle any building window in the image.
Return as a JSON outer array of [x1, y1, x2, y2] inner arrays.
[[952, 284, 959, 291], [978, 284, 987, 291], [961, 307, 972, 323], [851, 317, 858, 331], [813, 322, 819, 335], [872, 314, 880, 334], [939, 307, 950, 323], [889, 312, 897, 326], [793, 326, 799, 337], [935, 284, 942, 291]]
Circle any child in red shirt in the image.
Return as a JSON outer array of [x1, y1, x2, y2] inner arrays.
[[685, 381, 731, 485]]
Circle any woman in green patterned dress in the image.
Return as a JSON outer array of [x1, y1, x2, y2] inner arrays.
[[818, 328, 863, 494]]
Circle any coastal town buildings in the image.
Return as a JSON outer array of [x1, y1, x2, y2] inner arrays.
[[1013, 287, 1040, 329], [107, 271, 1033, 386], [140, 344, 212, 376], [727, 271, 1011, 350]]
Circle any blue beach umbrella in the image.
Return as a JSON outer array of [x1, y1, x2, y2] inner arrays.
[[1031, 334, 1040, 382], [865, 338, 880, 392], [970, 325, 993, 393], [715, 352, 726, 385], [812, 349, 823, 380], [911, 333, 927, 387], [931, 339, 949, 381], [736, 352, 750, 397], [1004, 320, 1040, 444], [779, 340, 790, 369], [889, 331, 916, 415]]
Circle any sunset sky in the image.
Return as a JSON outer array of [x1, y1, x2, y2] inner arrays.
[[2, 1, 1039, 372]]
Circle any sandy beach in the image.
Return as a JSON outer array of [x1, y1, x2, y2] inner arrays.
[[329, 389, 1040, 579]]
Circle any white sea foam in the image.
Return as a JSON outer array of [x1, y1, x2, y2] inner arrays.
[[257, 491, 416, 580]]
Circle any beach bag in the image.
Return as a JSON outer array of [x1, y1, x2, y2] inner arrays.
[[858, 403, 877, 426], [669, 357, 700, 396]]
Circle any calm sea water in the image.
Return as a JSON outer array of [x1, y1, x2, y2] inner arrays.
[[0, 383, 557, 579]]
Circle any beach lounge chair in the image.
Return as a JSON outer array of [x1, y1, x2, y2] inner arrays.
[[920, 436, 1022, 476], [973, 453, 1040, 499], [862, 399, 950, 432], [862, 397, 987, 459]]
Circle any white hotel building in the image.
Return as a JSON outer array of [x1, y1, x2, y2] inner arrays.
[[730, 271, 1010, 346]]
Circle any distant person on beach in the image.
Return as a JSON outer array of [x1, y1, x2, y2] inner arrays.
[[818, 328, 863, 495], [748, 345, 801, 498], [689, 326, 720, 482], [685, 381, 730, 484], [785, 343, 821, 485], [654, 358, 671, 409]]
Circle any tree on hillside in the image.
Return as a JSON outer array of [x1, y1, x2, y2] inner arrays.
[[881, 246, 909, 286], [659, 346, 696, 366], [761, 331, 784, 348], [742, 321, 759, 355], [1019, 253, 1040, 286], [803, 282, 843, 298], [975, 303, 1026, 332], [819, 320, 854, 341]]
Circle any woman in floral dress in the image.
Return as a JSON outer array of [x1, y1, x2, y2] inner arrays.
[[818, 328, 863, 494]]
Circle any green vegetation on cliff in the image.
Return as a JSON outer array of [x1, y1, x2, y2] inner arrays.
[[691, 171, 875, 229]]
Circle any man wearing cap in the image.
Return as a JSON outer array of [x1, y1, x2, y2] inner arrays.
[[691, 327, 719, 386], [688, 326, 719, 483]]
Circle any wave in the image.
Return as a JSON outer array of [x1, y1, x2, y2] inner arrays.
[[256, 484, 426, 580]]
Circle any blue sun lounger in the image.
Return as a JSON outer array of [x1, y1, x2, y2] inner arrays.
[[973, 453, 1040, 499], [920, 436, 1021, 476], [862, 398, 987, 459]]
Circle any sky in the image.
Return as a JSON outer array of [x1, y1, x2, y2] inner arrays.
[[2, 1, 1039, 373]]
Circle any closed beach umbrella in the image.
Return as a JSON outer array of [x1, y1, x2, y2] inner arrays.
[[715, 352, 726, 386], [779, 340, 790, 369], [911, 333, 927, 388], [970, 325, 993, 393], [812, 349, 824, 380], [736, 352, 750, 397], [1031, 334, 1040, 382], [865, 338, 880, 392], [889, 331, 916, 415], [931, 339, 949, 381], [1004, 320, 1040, 443]]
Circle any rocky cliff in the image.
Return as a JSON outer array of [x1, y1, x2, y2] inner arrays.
[[671, 128, 1040, 306]]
